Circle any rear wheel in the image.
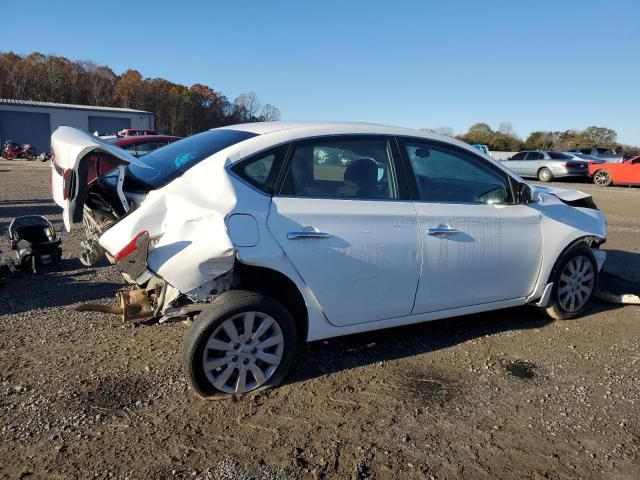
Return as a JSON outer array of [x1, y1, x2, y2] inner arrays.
[[544, 246, 597, 320], [593, 170, 612, 187], [537, 167, 553, 182], [182, 290, 298, 397]]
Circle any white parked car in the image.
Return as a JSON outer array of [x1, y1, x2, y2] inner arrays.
[[51, 122, 607, 396]]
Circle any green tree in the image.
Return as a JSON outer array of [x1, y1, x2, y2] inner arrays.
[[461, 122, 494, 144], [581, 126, 617, 146]]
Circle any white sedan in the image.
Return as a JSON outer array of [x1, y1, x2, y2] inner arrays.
[[51, 122, 607, 396]]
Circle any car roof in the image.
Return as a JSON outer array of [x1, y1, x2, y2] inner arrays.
[[219, 121, 470, 147], [208, 121, 521, 182]]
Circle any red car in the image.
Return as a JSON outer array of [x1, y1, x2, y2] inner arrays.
[[106, 135, 181, 158], [589, 155, 640, 187], [116, 129, 163, 137], [84, 135, 181, 184]]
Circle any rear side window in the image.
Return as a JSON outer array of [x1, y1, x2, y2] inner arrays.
[[231, 145, 288, 194], [127, 129, 257, 188], [279, 137, 398, 200]]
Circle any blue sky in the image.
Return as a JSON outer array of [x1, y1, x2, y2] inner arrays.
[[2, 0, 639, 144]]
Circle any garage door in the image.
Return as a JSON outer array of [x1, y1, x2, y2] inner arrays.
[[88, 116, 131, 136], [0, 110, 51, 153]]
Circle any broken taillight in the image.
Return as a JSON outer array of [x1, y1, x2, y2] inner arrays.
[[114, 231, 149, 262], [62, 169, 74, 200]]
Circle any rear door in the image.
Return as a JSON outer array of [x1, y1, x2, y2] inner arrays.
[[267, 135, 420, 327], [525, 151, 544, 177], [50, 126, 149, 231]]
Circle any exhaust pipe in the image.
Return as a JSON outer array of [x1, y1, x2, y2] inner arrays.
[[74, 288, 155, 321]]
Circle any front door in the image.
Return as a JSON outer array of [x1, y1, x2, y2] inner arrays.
[[398, 139, 543, 313], [267, 136, 420, 327]]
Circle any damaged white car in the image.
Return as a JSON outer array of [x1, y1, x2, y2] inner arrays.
[[51, 122, 607, 396]]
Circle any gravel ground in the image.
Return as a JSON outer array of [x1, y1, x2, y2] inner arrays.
[[0, 160, 639, 480]]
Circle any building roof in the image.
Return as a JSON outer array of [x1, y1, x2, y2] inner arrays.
[[0, 98, 151, 114]]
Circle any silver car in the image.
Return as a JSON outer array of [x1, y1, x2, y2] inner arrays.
[[503, 150, 589, 182]]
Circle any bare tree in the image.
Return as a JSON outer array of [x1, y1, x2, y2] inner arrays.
[[498, 121, 515, 136], [260, 103, 281, 121], [234, 92, 261, 121]]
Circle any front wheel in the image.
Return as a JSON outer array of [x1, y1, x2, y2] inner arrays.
[[593, 170, 612, 187], [537, 167, 553, 182], [182, 290, 298, 397], [544, 246, 597, 320]]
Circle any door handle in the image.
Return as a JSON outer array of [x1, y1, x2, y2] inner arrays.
[[287, 227, 332, 240], [427, 224, 461, 236]]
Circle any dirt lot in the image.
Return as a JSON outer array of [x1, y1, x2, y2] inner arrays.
[[1, 160, 639, 480]]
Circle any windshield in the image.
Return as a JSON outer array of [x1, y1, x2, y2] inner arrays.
[[127, 129, 257, 188], [574, 153, 599, 161], [596, 148, 617, 156], [548, 151, 572, 160]]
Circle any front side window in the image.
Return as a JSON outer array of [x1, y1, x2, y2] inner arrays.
[[510, 152, 527, 160], [526, 152, 544, 160], [280, 137, 398, 200], [403, 141, 511, 204]]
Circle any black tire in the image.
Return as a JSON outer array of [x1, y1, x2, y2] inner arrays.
[[544, 245, 598, 320], [182, 290, 298, 397], [537, 167, 553, 182], [593, 169, 612, 187]]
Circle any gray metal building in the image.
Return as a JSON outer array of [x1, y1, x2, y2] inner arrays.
[[0, 99, 154, 153]]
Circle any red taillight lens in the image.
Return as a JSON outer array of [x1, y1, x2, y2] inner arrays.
[[114, 231, 149, 262], [62, 169, 73, 200]]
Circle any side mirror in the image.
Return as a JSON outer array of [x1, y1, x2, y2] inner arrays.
[[518, 183, 541, 204]]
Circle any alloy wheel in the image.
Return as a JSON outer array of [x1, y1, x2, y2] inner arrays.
[[557, 255, 595, 313], [538, 168, 552, 182], [594, 170, 611, 186], [201, 311, 284, 394]]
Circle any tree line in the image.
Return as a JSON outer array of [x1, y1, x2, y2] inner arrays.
[[428, 123, 639, 155], [0, 52, 281, 136]]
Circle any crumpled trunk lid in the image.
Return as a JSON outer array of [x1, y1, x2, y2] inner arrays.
[[50, 126, 151, 231]]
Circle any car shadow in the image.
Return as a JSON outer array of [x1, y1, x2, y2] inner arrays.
[[0, 204, 61, 222], [287, 307, 552, 385], [602, 249, 640, 284], [0, 199, 54, 205], [0, 259, 120, 316], [286, 249, 640, 386]]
